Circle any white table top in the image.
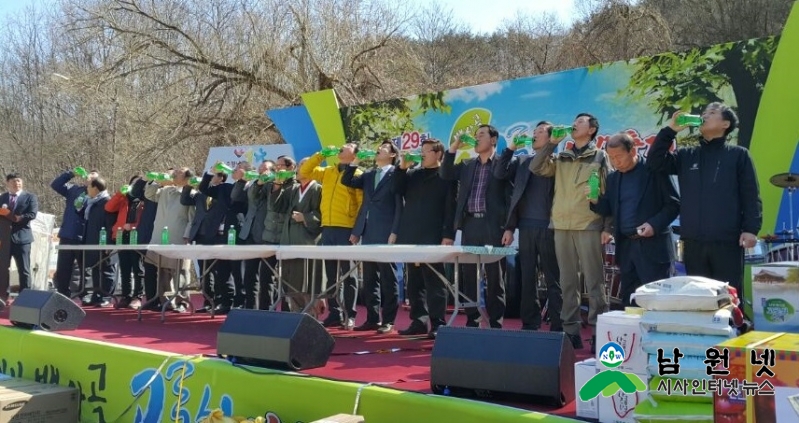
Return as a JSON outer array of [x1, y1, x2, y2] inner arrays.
[[56, 244, 515, 263]]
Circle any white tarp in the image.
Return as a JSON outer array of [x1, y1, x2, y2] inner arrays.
[[9, 212, 55, 291]]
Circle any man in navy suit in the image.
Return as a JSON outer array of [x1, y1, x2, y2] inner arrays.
[[342, 141, 403, 334], [0, 173, 39, 301], [590, 133, 680, 306]]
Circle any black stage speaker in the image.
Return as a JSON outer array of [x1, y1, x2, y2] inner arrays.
[[430, 326, 576, 406], [217, 309, 335, 371], [10, 290, 86, 331]]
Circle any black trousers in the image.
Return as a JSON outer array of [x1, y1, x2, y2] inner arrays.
[[361, 261, 399, 324], [406, 262, 448, 329], [87, 250, 117, 301], [196, 233, 235, 308], [617, 237, 673, 307], [320, 227, 358, 321], [55, 238, 85, 297], [257, 243, 280, 310], [683, 239, 744, 312], [518, 227, 563, 331], [143, 261, 158, 303], [460, 216, 506, 328], [118, 234, 143, 298], [10, 242, 31, 292]]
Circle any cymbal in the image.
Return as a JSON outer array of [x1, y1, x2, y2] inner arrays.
[[771, 173, 799, 188]]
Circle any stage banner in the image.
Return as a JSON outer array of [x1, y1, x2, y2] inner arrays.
[[203, 145, 295, 182], [269, 12, 799, 238], [0, 327, 575, 423]]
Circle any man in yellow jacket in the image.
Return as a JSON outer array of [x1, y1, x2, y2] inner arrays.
[[299, 143, 364, 329]]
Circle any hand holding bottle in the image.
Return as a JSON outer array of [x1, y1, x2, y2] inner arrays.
[[669, 111, 689, 132]]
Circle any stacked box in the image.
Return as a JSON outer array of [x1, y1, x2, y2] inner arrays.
[[713, 331, 799, 423], [751, 262, 799, 334]]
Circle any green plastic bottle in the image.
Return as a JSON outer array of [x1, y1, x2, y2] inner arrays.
[[259, 173, 276, 183], [214, 162, 234, 174], [404, 151, 422, 162], [321, 146, 340, 157], [120, 184, 131, 195], [676, 114, 703, 127], [156, 173, 172, 182], [356, 150, 377, 160], [459, 133, 477, 147], [188, 176, 201, 186], [73, 166, 88, 178], [587, 170, 600, 200], [161, 226, 169, 244], [276, 170, 296, 180], [73, 192, 88, 210], [227, 225, 237, 245], [243, 170, 259, 181], [99, 227, 107, 245], [513, 135, 533, 148], [552, 126, 574, 139], [116, 228, 123, 245], [130, 227, 138, 245]]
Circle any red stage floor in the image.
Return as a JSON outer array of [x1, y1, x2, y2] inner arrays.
[[0, 296, 594, 421]]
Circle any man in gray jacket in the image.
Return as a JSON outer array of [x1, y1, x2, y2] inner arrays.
[[232, 159, 275, 309]]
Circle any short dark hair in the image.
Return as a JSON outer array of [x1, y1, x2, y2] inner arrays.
[[182, 168, 194, 179], [5, 173, 20, 182], [707, 102, 739, 136], [343, 143, 359, 154], [421, 139, 444, 154], [576, 113, 599, 140], [277, 155, 296, 169], [91, 177, 107, 192], [380, 140, 400, 165], [216, 173, 228, 183], [535, 121, 554, 136], [479, 124, 499, 140], [606, 133, 635, 152], [263, 159, 275, 166], [128, 172, 141, 184]]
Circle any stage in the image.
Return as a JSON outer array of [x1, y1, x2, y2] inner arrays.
[[0, 294, 593, 422]]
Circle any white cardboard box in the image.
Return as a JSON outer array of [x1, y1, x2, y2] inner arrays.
[[596, 311, 648, 374], [575, 358, 599, 419], [597, 372, 649, 423]]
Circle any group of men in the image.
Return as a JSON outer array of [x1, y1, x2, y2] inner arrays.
[[0, 101, 762, 351]]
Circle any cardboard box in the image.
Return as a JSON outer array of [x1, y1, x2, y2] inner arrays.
[[309, 414, 365, 423], [0, 376, 79, 423], [597, 371, 649, 423], [596, 310, 648, 374], [751, 262, 799, 333], [714, 331, 799, 423], [575, 358, 599, 419]]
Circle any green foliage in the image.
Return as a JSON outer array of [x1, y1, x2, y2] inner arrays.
[[613, 36, 778, 125], [341, 91, 450, 150]]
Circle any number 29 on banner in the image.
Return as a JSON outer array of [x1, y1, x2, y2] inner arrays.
[[396, 131, 431, 150]]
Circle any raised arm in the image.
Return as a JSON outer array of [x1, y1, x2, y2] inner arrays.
[[439, 151, 462, 181], [105, 192, 127, 213], [647, 127, 679, 175], [130, 178, 147, 200], [492, 148, 518, 181], [179, 185, 197, 206], [231, 180, 247, 203], [50, 170, 76, 198], [144, 182, 161, 203], [529, 143, 557, 177], [341, 165, 365, 189], [393, 168, 410, 195], [299, 152, 327, 183], [441, 179, 458, 241], [390, 193, 403, 237]]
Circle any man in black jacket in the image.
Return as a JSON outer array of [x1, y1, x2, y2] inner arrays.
[[394, 139, 457, 338], [494, 122, 562, 332], [591, 133, 680, 307], [647, 102, 762, 314], [81, 177, 117, 307], [441, 124, 511, 328]]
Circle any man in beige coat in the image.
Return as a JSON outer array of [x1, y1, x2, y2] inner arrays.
[[530, 113, 612, 353], [144, 167, 195, 312]]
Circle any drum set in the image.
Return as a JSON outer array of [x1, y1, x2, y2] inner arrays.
[[759, 173, 799, 263]]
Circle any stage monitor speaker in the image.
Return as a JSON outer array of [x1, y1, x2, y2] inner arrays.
[[217, 309, 335, 371], [10, 290, 86, 331], [430, 326, 576, 406]]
